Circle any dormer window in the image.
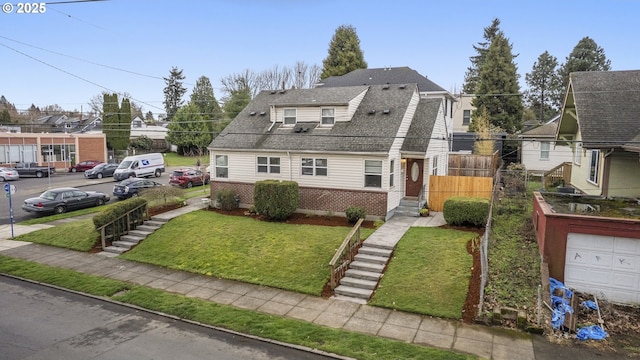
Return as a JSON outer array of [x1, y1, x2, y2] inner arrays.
[[284, 108, 296, 125], [321, 108, 335, 125]]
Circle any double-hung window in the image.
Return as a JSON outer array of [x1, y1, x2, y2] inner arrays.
[[389, 160, 395, 187], [301, 158, 327, 176], [588, 150, 600, 184], [321, 108, 335, 125], [462, 110, 471, 125], [284, 109, 296, 125], [257, 156, 280, 174], [574, 142, 582, 165], [540, 142, 550, 160], [431, 155, 438, 175], [364, 160, 382, 188], [215, 155, 228, 178]]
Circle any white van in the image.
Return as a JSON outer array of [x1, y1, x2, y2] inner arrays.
[[113, 153, 165, 181]]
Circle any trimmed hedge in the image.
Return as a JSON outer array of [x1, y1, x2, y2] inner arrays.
[[345, 206, 366, 223], [215, 188, 238, 210], [93, 198, 148, 241], [443, 196, 489, 227], [253, 180, 299, 221]]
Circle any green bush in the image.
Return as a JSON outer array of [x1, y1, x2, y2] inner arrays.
[[345, 206, 366, 223], [215, 189, 238, 211], [253, 180, 299, 221], [443, 196, 489, 227], [93, 198, 148, 241]]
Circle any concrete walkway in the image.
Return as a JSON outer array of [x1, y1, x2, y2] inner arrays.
[[0, 205, 536, 360]]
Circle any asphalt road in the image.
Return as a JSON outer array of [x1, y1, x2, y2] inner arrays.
[[0, 172, 169, 224], [0, 275, 340, 360]]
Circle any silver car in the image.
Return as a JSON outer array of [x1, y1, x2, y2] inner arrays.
[[0, 167, 19, 182]]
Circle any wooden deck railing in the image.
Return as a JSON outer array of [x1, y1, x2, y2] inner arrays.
[[328, 218, 364, 290], [96, 203, 149, 250], [543, 162, 572, 189]]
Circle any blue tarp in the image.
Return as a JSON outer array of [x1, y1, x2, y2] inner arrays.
[[576, 325, 608, 340], [549, 278, 574, 330], [581, 300, 599, 311]]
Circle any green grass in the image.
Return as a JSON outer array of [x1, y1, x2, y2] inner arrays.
[[163, 153, 209, 167], [121, 211, 374, 295], [0, 256, 473, 360], [14, 218, 99, 251], [370, 227, 475, 319]]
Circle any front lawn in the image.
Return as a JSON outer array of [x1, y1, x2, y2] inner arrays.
[[370, 227, 475, 319], [15, 218, 98, 251], [121, 211, 374, 295]]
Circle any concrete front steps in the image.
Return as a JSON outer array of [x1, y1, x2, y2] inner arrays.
[[98, 218, 167, 257], [334, 242, 394, 303], [395, 197, 421, 217]]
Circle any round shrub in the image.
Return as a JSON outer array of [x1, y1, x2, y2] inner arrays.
[[345, 206, 366, 223], [215, 188, 238, 210]]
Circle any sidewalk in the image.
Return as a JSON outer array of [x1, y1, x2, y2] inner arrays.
[[0, 205, 536, 360]]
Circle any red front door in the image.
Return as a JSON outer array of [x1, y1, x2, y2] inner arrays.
[[405, 158, 424, 197]]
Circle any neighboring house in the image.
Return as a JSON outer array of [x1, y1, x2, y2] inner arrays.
[[129, 117, 169, 151], [519, 116, 573, 174], [451, 94, 473, 133], [556, 70, 640, 198], [208, 83, 449, 219]]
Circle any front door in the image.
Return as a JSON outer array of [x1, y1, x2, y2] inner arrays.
[[405, 158, 424, 197]]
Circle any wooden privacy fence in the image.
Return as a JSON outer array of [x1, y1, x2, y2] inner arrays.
[[448, 151, 500, 177], [328, 218, 364, 290], [428, 175, 493, 211]]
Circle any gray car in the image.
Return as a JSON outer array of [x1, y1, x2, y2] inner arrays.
[[84, 163, 118, 179], [0, 167, 19, 182], [22, 187, 110, 215]]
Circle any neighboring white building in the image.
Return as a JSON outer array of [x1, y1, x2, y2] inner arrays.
[[519, 116, 572, 174]]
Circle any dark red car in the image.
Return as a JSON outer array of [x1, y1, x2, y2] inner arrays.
[[69, 160, 101, 172], [169, 168, 210, 188]]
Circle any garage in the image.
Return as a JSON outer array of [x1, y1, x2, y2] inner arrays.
[[564, 233, 640, 304]]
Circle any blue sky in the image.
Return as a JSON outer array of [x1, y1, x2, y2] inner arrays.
[[1, 0, 638, 117]]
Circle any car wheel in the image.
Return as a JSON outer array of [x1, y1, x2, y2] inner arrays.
[[36, 171, 44, 178], [96, 198, 105, 206], [97, 173, 103, 179], [54, 205, 66, 214], [0, 176, 5, 182], [129, 173, 136, 178], [186, 182, 193, 189], [132, 192, 138, 197], [71, 168, 77, 173], [155, 169, 161, 177]]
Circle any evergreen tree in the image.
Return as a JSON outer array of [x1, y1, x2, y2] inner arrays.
[[463, 18, 502, 94], [166, 103, 211, 156], [559, 36, 611, 87], [525, 51, 563, 121], [471, 32, 524, 134], [222, 85, 251, 120], [102, 93, 119, 150], [163, 66, 187, 121], [119, 98, 132, 150], [190, 76, 224, 129], [321, 24, 367, 79], [144, 111, 155, 123]]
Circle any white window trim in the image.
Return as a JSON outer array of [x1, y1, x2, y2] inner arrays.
[[301, 157, 328, 176], [389, 159, 395, 187], [540, 141, 550, 160], [364, 160, 383, 188], [257, 156, 281, 174], [574, 142, 582, 166], [215, 155, 228, 179], [320, 108, 335, 126], [431, 155, 438, 175], [283, 108, 296, 126]]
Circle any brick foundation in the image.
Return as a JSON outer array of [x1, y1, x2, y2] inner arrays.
[[211, 181, 388, 217]]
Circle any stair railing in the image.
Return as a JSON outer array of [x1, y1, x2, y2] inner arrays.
[[328, 218, 364, 290], [96, 203, 149, 250]]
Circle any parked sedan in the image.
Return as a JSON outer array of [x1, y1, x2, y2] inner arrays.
[[113, 177, 163, 200], [169, 168, 210, 188], [22, 187, 110, 215], [69, 160, 101, 172], [84, 163, 118, 179], [0, 167, 19, 182]]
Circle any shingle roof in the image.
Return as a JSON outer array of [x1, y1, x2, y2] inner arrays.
[[570, 70, 640, 147], [317, 67, 447, 93], [210, 84, 424, 153], [521, 118, 559, 138], [401, 99, 440, 153]]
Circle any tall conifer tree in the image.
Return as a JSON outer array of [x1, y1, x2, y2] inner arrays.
[[321, 25, 367, 79]]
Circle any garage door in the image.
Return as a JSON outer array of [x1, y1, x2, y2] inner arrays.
[[565, 233, 640, 305]]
